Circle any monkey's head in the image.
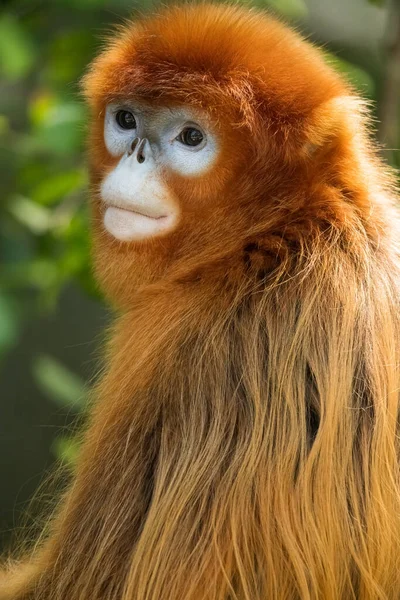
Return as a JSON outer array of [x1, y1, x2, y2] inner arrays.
[[83, 3, 356, 307]]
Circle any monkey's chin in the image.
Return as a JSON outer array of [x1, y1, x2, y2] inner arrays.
[[104, 206, 175, 242]]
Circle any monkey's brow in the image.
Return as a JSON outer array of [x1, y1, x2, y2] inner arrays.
[[131, 106, 153, 117], [114, 101, 153, 117], [132, 104, 187, 117]]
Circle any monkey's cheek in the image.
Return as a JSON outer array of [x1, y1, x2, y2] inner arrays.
[[104, 206, 176, 242]]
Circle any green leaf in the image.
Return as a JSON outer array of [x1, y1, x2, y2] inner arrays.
[[32, 169, 86, 206], [0, 115, 10, 136], [6, 259, 59, 290], [0, 14, 36, 80], [0, 293, 19, 352], [32, 354, 86, 410], [265, 0, 308, 19], [8, 196, 52, 234], [29, 95, 86, 155], [52, 435, 81, 466], [46, 30, 94, 85]]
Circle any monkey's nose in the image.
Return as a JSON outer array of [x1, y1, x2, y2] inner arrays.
[[127, 137, 148, 163]]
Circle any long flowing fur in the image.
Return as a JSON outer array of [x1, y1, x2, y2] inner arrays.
[[2, 4, 400, 599]]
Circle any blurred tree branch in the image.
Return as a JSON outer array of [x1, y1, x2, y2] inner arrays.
[[378, 0, 400, 164]]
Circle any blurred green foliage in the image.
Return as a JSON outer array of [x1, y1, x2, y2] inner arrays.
[[0, 0, 392, 466]]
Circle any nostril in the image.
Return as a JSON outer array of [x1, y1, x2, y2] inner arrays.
[[136, 138, 147, 163], [128, 137, 140, 156]]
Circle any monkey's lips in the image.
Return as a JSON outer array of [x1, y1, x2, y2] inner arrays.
[[103, 204, 175, 242]]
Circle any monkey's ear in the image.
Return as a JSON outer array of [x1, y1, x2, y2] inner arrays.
[[300, 96, 371, 159]]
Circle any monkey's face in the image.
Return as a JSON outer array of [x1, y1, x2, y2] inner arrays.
[[84, 3, 347, 305], [88, 96, 245, 304], [100, 102, 220, 242]]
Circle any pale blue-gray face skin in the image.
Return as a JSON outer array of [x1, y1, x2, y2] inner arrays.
[[101, 102, 220, 242]]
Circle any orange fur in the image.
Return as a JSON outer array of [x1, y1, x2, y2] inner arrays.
[[2, 3, 400, 599]]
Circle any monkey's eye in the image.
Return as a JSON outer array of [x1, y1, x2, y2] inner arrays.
[[178, 127, 204, 147], [115, 110, 136, 130]]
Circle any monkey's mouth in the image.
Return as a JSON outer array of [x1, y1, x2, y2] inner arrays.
[[106, 203, 168, 221], [103, 203, 175, 242]]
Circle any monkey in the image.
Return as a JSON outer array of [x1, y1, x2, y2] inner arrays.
[[2, 2, 400, 599]]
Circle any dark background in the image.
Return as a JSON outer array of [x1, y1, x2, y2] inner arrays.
[[0, 0, 399, 551]]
